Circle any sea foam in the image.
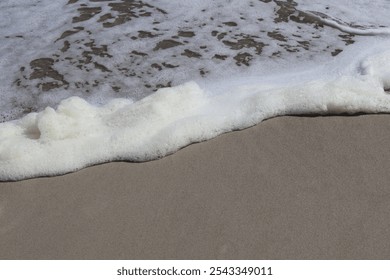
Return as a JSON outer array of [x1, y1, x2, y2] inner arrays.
[[1, 0, 390, 180]]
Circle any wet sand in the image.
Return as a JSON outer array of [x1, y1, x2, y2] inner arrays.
[[1, 114, 390, 259]]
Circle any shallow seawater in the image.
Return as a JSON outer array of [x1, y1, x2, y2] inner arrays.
[[1, 0, 390, 180]]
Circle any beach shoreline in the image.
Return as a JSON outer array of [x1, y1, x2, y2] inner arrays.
[[1, 114, 390, 259]]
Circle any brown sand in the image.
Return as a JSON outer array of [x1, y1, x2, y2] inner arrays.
[[1, 115, 390, 259]]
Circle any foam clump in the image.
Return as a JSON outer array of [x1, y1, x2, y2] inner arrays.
[[358, 51, 390, 90], [0, 82, 208, 180]]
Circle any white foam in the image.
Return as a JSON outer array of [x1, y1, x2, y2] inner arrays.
[[1, 0, 390, 180], [1, 37, 390, 180], [304, 11, 390, 36]]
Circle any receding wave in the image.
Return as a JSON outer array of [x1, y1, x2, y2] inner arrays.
[[1, 0, 390, 180]]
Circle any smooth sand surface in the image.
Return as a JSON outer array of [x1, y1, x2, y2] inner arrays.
[[1, 115, 390, 259]]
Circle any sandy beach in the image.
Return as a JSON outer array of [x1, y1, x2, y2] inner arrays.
[[1, 114, 390, 259]]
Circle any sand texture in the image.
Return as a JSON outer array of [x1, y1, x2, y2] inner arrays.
[[1, 115, 390, 259]]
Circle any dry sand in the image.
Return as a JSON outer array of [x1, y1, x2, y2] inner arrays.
[[1, 115, 390, 259]]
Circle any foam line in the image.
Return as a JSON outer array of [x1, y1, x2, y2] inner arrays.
[[304, 11, 390, 36]]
